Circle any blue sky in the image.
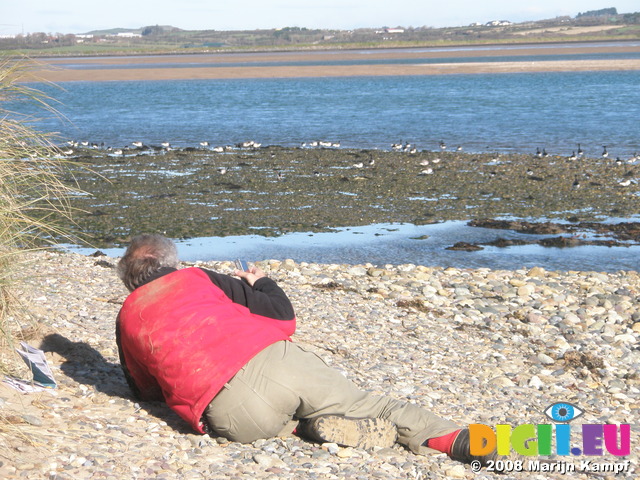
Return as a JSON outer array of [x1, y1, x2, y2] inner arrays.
[[1, 1, 638, 36]]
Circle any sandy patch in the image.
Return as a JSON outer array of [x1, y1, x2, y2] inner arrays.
[[26, 43, 640, 82], [28, 59, 640, 82]]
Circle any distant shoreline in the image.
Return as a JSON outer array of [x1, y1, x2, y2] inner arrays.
[[33, 38, 640, 59], [27, 42, 640, 82]]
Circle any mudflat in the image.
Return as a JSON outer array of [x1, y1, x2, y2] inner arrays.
[[30, 43, 640, 82], [56, 146, 640, 248]]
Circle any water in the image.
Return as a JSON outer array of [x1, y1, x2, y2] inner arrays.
[[61, 221, 640, 272], [25, 71, 640, 158]]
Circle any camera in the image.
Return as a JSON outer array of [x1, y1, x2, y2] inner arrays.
[[235, 259, 249, 272]]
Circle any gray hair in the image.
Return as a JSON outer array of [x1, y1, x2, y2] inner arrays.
[[117, 234, 179, 291]]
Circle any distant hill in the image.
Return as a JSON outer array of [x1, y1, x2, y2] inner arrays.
[[84, 25, 180, 36], [577, 8, 618, 18], [84, 27, 140, 36]]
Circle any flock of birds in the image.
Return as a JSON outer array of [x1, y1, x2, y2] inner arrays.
[[534, 143, 640, 164], [57, 137, 640, 189], [61, 137, 637, 156], [59, 139, 265, 156], [59, 138, 640, 172]]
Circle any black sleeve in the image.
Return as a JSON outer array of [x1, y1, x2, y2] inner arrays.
[[199, 268, 295, 320]]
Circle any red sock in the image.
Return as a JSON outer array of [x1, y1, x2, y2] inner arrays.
[[426, 429, 461, 455]]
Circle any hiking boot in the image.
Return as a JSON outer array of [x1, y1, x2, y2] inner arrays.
[[296, 415, 397, 450]]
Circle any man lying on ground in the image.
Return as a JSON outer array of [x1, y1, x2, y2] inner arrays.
[[115, 234, 497, 467]]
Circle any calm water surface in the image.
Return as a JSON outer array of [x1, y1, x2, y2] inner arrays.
[[62, 221, 640, 272], [27, 71, 640, 158]]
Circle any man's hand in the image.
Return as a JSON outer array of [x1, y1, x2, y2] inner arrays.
[[234, 265, 267, 287]]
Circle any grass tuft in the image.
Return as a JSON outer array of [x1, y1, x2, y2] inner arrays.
[[0, 55, 81, 375]]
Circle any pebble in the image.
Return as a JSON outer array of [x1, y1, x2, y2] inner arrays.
[[445, 464, 467, 478], [537, 353, 555, 365], [21, 415, 43, 426], [2, 250, 638, 480], [253, 454, 286, 469]]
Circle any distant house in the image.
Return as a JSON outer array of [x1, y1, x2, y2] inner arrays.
[[485, 20, 512, 27], [385, 28, 405, 33]]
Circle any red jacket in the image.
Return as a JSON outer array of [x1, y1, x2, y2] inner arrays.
[[116, 267, 296, 432]]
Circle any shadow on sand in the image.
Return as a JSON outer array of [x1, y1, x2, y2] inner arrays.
[[40, 332, 190, 434]]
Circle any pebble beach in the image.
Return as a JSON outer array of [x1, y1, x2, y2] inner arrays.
[[2, 250, 638, 479]]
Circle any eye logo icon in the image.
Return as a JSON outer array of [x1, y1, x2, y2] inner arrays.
[[470, 402, 630, 458], [544, 402, 584, 422]]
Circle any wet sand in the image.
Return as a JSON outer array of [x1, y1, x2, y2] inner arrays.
[[29, 43, 640, 82]]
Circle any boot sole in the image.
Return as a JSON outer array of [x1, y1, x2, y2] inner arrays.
[[306, 415, 397, 449]]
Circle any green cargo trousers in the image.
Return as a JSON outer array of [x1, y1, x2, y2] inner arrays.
[[203, 340, 460, 455]]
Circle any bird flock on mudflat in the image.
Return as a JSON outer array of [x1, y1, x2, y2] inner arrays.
[[57, 138, 640, 168], [54, 138, 640, 188], [533, 143, 640, 164]]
